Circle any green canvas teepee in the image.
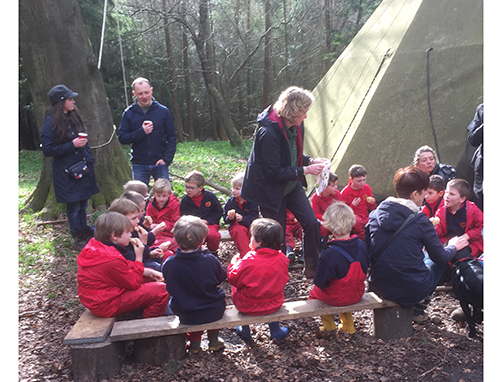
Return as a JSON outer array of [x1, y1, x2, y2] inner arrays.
[[304, 0, 483, 198]]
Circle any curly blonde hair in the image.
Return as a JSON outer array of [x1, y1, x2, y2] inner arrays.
[[274, 86, 315, 121]]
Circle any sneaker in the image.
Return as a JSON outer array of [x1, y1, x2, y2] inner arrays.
[[287, 253, 296, 270]]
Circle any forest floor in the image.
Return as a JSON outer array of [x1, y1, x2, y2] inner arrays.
[[18, 224, 484, 382]]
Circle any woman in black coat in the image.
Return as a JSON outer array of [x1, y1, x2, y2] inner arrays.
[[241, 86, 328, 277], [40, 85, 100, 250]]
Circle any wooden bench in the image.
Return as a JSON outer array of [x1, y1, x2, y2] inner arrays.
[[64, 292, 412, 381]]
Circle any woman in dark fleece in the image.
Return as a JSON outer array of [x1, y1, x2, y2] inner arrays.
[[365, 167, 469, 321]]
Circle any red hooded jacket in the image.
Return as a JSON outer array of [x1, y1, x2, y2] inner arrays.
[[434, 201, 483, 258], [227, 247, 289, 315], [77, 238, 145, 317], [146, 193, 181, 240]]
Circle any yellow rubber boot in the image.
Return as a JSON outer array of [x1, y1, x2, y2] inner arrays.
[[319, 314, 337, 332], [338, 312, 355, 334]]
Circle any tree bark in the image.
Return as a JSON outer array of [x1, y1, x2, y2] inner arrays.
[[263, 0, 272, 108], [182, 0, 242, 146], [19, 0, 132, 219], [163, 0, 185, 143], [181, 1, 195, 140]]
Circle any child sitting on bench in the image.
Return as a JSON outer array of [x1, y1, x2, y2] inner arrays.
[[77, 212, 168, 318], [162, 215, 227, 354], [228, 218, 290, 341], [146, 178, 180, 249], [309, 202, 370, 333], [109, 198, 165, 271], [223, 172, 259, 256], [180, 170, 223, 254]]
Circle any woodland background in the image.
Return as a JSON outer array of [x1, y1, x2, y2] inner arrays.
[[19, 0, 382, 149]]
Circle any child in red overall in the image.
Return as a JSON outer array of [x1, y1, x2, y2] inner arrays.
[[339, 164, 376, 240], [223, 172, 259, 256], [309, 202, 369, 333], [77, 212, 169, 318], [228, 218, 290, 341], [311, 171, 342, 236], [146, 178, 180, 252]]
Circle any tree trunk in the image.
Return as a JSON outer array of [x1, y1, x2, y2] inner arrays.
[[163, 0, 185, 143], [19, 0, 132, 219], [181, 1, 195, 141], [263, 0, 272, 108], [187, 0, 242, 146]]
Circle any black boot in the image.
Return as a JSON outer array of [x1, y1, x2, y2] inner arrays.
[[71, 229, 87, 251]]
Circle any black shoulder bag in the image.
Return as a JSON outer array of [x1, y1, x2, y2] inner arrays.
[[370, 213, 415, 266]]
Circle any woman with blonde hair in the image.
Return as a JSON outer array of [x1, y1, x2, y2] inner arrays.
[[241, 86, 329, 278]]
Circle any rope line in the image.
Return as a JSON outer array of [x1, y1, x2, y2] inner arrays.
[[426, 47, 440, 162], [90, 125, 117, 149]]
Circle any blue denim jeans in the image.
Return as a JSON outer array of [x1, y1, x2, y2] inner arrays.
[[132, 164, 170, 189], [66, 199, 89, 232]]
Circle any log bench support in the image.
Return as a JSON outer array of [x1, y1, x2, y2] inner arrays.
[[64, 292, 412, 381]]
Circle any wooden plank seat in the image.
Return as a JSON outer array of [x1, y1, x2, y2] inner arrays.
[[219, 229, 232, 242], [110, 292, 402, 341], [64, 292, 413, 381]]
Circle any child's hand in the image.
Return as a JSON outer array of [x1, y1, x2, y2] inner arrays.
[[150, 248, 164, 258], [143, 216, 153, 229], [130, 238, 145, 262], [235, 213, 243, 222], [429, 217, 440, 226], [366, 196, 375, 204], [152, 221, 166, 235], [135, 225, 149, 244], [352, 197, 361, 207], [227, 209, 236, 220], [159, 241, 172, 252], [143, 268, 164, 282]]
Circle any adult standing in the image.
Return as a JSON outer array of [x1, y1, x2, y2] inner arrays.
[[413, 145, 456, 183], [365, 166, 468, 321], [118, 77, 177, 187], [241, 86, 329, 277], [467, 103, 483, 211], [40, 85, 100, 250]]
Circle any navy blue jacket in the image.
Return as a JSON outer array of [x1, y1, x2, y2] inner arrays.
[[241, 106, 312, 212], [162, 247, 227, 325], [40, 115, 100, 204], [118, 100, 177, 166], [223, 196, 259, 228], [180, 190, 223, 226], [314, 237, 369, 290], [364, 198, 457, 307]]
